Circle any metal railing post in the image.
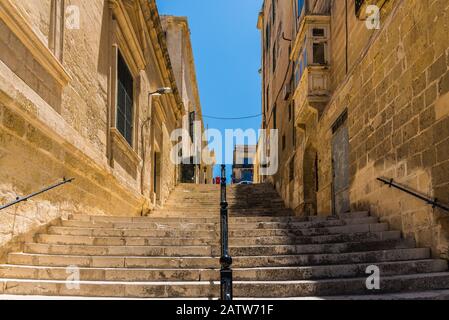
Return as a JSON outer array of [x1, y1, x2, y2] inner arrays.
[[219, 165, 233, 300]]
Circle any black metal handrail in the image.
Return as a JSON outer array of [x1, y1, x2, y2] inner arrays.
[[0, 177, 75, 211], [219, 165, 233, 300], [377, 177, 449, 212]]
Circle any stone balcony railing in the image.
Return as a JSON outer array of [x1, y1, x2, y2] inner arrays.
[[293, 65, 330, 126]]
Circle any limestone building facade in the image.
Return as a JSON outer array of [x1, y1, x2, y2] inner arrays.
[[256, 0, 449, 257], [161, 16, 214, 185], [0, 0, 207, 257]]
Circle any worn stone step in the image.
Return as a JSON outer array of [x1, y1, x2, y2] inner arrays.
[[228, 231, 401, 245], [149, 210, 294, 217], [7, 248, 429, 268], [1, 272, 449, 298], [47, 226, 218, 238], [60, 217, 378, 230], [24, 238, 413, 257], [60, 220, 219, 230], [59, 217, 379, 231], [1, 259, 445, 282], [229, 239, 414, 256], [70, 215, 309, 224], [232, 273, 449, 298], [36, 234, 219, 246], [24, 243, 215, 257], [47, 223, 389, 239], [35, 230, 401, 246]]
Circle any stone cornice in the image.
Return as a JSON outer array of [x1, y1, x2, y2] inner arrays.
[[139, 0, 184, 120], [0, 0, 71, 87], [162, 16, 204, 125], [109, 0, 146, 74]]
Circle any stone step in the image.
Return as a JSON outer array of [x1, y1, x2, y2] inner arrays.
[[231, 272, 449, 298], [70, 215, 311, 224], [46, 223, 389, 238], [25, 243, 215, 257], [1, 272, 449, 298], [1, 259, 445, 282], [23, 239, 414, 257], [59, 217, 379, 231], [7, 248, 430, 268], [61, 220, 219, 230], [35, 230, 401, 246], [149, 209, 293, 216]]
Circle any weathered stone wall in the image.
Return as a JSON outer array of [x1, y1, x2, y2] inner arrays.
[[258, 0, 297, 210], [313, 0, 449, 257], [0, 0, 181, 254]]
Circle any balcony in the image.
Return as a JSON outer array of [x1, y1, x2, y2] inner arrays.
[[291, 13, 331, 127], [293, 65, 330, 126]]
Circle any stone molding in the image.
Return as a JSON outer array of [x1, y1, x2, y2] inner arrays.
[[0, 0, 71, 87]]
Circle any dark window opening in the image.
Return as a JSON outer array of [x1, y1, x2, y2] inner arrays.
[[313, 28, 325, 37], [315, 154, 319, 192], [273, 104, 277, 129], [189, 111, 195, 141], [282, 134, 286, 151], [293, 126, 296, 147], [289, 155, 295, 182], [313, 42, 326, 65], [117, 51, 134, 146], [272, 41, 277, 72], [288, 103, 292, 122]]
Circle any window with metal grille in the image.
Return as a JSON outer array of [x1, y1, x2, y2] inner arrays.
[[117, 51, 134, 146]]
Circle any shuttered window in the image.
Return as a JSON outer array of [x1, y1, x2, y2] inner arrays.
[[117, 51, 134, 146]]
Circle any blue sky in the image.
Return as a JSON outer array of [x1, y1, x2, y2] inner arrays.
[[157, 0, 263, 179]]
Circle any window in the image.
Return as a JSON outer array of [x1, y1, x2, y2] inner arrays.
[[272, 40, 277, 72], [264, 85, 269, 128], [292, 126, 296, 147], [313, 28, 325, 37], [288, 103, 292, 122], [189, 111, 195, 141], [289, 155, 295, 182], [265, 24, 271, 51], [294, 41, 308, 85], [117, 51, 134, 146], [282, 134, 286, 151], [273, 104, 277, 129], [311, 26, 328, 65], [313, 42, 326, 64], [272, 0, 276, 24], [297, 0, 305, 17]]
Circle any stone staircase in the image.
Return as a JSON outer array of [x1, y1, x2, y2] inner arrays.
[[0, 183, 448, 299]]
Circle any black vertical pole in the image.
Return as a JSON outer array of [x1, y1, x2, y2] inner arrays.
[[220, 165, 233, 300]]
